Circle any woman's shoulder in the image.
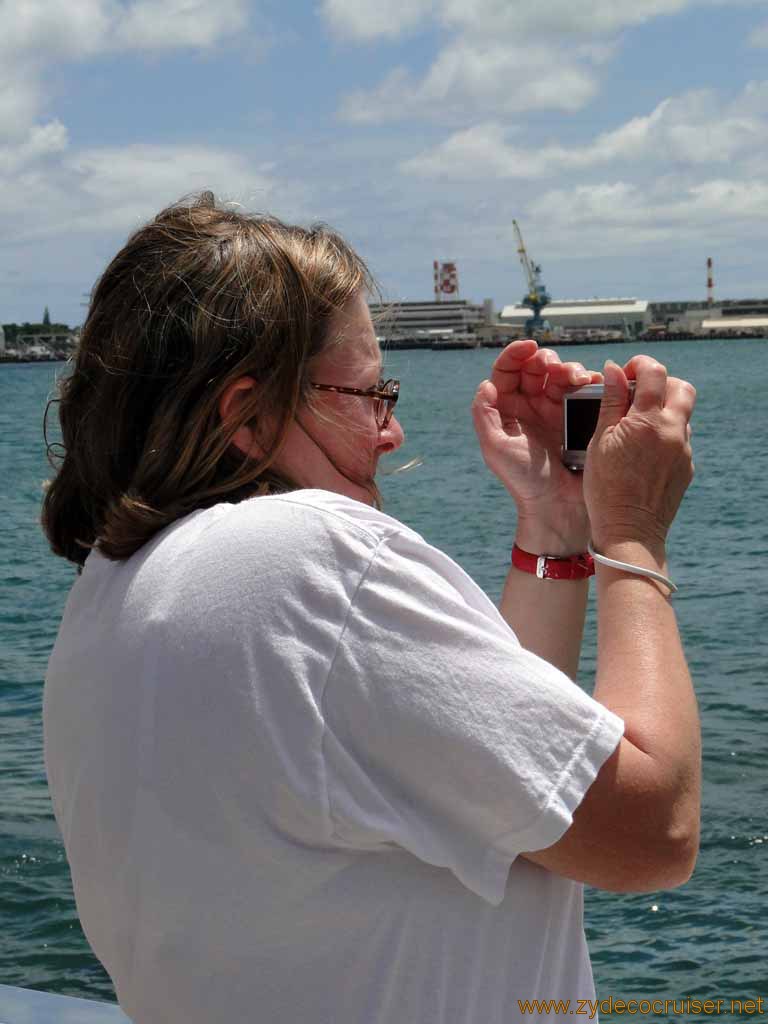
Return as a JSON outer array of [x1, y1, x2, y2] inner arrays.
[[116, 489, 424, 582], [257, 489, 423, 546], [73, 492, 426, 640]]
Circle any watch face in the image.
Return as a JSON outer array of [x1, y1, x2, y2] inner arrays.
[[542, 555, 594, 580], [513, 545, 594, 580]]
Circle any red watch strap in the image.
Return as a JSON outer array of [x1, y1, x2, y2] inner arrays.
[[512, 544, 595, 580]]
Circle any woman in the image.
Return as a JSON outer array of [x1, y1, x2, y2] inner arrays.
[[43, 193, 700, 1024]]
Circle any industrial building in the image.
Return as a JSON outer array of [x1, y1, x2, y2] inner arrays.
[[651, 297, 768, 323], [369, 293, 768, 348], [369, 299, 494, 348], [700, 316, 768, 335], [500, 298, 650, 340], [650, 298, 768, 336], [367, 240, 767, 345], [497, 238, 767, 340]]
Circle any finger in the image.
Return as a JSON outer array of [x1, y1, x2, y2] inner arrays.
[[547, 360, 589, 380], [543, 361, 595, 399], [473, 378, 498, 409], [492, 344, 552, 396], [490, 339, 539, 397], [491, 339, 539, 377], [472, 379, 513, 447], [518, 347, 561, 396], [593, 360, 631, 436], [664, 377, 697, 421], [623, 355, 667, 413]]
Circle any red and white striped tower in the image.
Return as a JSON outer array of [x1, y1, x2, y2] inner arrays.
[[439, 261, 459, 299], [434, 261, 459, 301], [707, 257, 714, 307]]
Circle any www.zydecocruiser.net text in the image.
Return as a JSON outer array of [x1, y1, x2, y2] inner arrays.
[[518, 996, 766, 1018]]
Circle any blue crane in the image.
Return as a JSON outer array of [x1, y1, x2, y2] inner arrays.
[[512, 220, 552, 340]]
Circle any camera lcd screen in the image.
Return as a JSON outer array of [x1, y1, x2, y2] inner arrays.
[[565, 398, 601, 451]]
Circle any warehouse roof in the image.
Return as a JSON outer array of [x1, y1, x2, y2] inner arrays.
[[501, 299, 648, 319], [701, 318, 768, 330]]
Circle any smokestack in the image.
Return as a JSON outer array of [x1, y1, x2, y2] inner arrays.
[[439, 262, 458, 299], [435, 261, 459, 301], [707, 257, 714, 307]]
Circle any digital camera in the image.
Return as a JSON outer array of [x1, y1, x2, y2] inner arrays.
[[562, 382, 636, 471]]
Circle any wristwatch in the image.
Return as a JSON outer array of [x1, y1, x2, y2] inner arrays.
[[511, 544, 595, 580]]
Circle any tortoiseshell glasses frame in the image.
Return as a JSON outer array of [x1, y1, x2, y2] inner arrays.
[[310, 378, 400, 429]]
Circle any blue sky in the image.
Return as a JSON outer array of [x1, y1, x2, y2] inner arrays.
[[2, 0, 768, 326]]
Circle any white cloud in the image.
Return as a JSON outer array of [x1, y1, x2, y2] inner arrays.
[[0, 0, 248, 60], [0, 121, 69, 175], [113, 0, 249, 50], [70, 144, 271, 222], [0, 143, 277, 242], [330, 0, 709, 124], [340, 39, 598, 123], [400, 122, 530, 178], [320, 0, 435, 41], [330, 0, 755, 125], [0, 135, 317, 325], [529, 182, 658, 229], [748, 18, 768, 46], [0, 0, 256, 261], [0, 0, 113, 61], [0, 65, 45, 139], [438, 0, 692, 38], [321, 0, 695, 42], [401, 83, 768, 179], [0, 0, 251, 152], [526, 178, 768, 242]]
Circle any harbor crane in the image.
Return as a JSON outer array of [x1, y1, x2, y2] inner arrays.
[[512, 220, 552, 339]]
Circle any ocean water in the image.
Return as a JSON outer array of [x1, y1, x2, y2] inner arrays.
[[1, 340, 766, 1014]]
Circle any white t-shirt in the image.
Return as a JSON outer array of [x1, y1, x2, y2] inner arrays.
[[44, 490, 624, 1024]]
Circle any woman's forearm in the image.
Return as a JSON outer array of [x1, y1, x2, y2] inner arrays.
[[498, 513, 592, 678], [591, 540, 701, 850], [593, 541, 700, 766], [499, 566, 589, 679]]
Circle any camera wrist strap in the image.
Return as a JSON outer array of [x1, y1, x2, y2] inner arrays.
[[587, 542, 677, 594]]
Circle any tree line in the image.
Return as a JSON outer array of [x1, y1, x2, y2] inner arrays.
[[3, 321, 73, 343]]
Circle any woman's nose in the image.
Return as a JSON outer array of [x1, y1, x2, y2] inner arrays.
[[378, 414, 405, 453]]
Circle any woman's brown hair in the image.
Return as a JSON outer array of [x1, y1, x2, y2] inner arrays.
[[42, 191, 374, 567]]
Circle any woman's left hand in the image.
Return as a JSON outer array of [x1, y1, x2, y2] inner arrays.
[[471, 339, 602, 553]]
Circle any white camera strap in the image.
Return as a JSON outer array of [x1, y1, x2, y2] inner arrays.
[[587, 542, 677, 594]]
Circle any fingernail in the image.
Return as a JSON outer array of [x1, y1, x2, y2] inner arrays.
[[603, 361, 620, 385]]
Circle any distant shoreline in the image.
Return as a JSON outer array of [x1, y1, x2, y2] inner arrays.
[[1, 356, 73, 365], [2, 332, 766, 366]]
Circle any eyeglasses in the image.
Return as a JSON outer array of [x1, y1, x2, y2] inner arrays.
[[310, 378, 400, 429]]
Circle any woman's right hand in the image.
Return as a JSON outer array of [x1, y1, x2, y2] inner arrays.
[[583, 356, 696, 556]]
